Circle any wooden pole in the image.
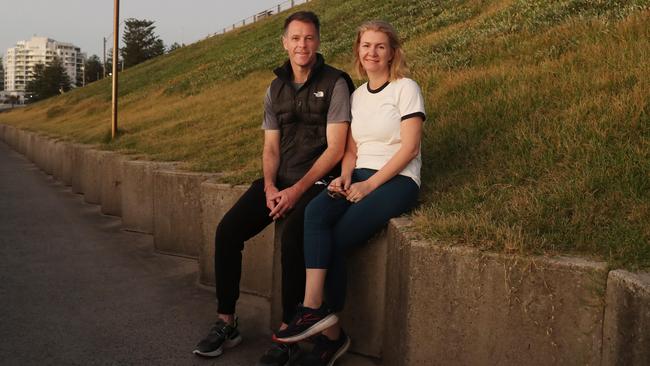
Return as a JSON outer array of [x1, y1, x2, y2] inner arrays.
[[111, 0, 119, 139]]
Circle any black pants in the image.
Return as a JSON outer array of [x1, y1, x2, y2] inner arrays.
[[214, 178, 324, 324]]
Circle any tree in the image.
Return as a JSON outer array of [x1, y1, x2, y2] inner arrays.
[[104, 48, 123, 75], [25, 57, 71, 102], [120, 18, 165, 68], [8, 95, 20, 107], [168, 42, 184, 53], [84, 55, 104, 83]]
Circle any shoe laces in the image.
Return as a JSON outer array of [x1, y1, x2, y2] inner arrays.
[[210, 319, 233, 338]]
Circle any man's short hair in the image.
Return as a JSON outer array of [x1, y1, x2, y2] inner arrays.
[[283, 11, 320, 38]]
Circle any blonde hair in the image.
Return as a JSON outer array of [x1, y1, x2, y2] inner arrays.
[[353, 20, 409, 81]]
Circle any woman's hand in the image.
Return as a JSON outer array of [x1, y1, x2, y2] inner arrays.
[[345, 180, 375, 203], [328, 175, 352, 198]]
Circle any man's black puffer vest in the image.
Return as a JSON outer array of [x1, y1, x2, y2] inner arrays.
[[270, 53, 354, 187]]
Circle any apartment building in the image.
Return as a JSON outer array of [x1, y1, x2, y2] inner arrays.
[[3, 37, 86, 99]]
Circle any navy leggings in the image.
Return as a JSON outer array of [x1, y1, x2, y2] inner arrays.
[[303, 168, 419, 312]]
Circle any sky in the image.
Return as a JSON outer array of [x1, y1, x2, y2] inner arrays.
[[1, 0, 289, 59]]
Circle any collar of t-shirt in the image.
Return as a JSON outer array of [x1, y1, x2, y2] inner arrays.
[[292, 82, 304, 91]]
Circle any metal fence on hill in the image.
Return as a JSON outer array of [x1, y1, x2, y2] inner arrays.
[[208, 0, 312, 38]]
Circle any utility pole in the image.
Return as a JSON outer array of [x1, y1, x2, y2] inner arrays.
[[111, 0, 119, 139]]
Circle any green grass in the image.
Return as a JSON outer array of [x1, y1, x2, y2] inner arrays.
[[2, 0, 649, 270]]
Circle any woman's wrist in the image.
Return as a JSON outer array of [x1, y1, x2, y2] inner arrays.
[[365, 176, 381, 191]]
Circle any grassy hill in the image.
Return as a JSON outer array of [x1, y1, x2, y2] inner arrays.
[[2, 0, 649, 269]]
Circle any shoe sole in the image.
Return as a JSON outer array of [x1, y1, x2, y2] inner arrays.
[[192, 334, 242, 357], [273, 314, 339, 343], [327, 335, 351, 366]]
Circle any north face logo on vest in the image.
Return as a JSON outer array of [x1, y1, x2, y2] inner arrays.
[[313, 91, 325, 98]]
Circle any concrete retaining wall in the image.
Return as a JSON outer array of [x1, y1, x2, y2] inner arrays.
[[71, 144, 89, 194], [1, 124, 649, 366], [33, 134, 47, 171], [26, 132, 37, 164], [199, 181, 275, 296], [51, 140, 65, 181], [4, 125, 13, 148], [100, 152, 124, 216], [59, 142, 74, 186], [153, 169, 213, 258], [81, 149, 107, 204], [602, 270, 650, 366], [121, 160, 176, 233], [384, 224, 608, 366], [42, 138, 56, 176]]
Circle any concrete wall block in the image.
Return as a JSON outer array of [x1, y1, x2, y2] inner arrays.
[[396, 243, 608, 366], [40, 137, 53, 173], [16, 129, 25, 155], [9, 126, 19, 150], [33, 134, 47, 169], [602, 270, 650, 366], [12, 127, 22, 152], [37, 137, 49, 173], [51, 141, 65, 181], [9, 126, 20, 151], [81, 149, 106, 204], [3, 125, 11, 145], [199, 181, 275, 296], [383, 218, 417, 366], [15, 129, 24, 155], [121, 160, 175, 233], [59, 142, 74, 186], [153, 170, 214, 258], [4, 126, 13, 148], [100, 152, 124, 216], [42, 139, 56, 176], [71, 144, 90, 194], [339, 231, 388, 357], [25, 132, 36, 161], [2, 125, 13, 146]]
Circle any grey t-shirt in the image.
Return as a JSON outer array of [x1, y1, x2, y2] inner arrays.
[[262, 77, 351, 130]]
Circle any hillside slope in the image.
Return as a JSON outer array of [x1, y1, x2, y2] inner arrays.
[[2, 0, 649, 269]]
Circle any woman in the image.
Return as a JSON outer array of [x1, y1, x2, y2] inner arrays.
[[274, 20, 425, 365]]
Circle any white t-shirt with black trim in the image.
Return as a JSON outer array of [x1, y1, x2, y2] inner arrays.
[[351, 77, 426, 186]]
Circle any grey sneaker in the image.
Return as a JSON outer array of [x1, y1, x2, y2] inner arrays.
[[193, 318, 242, 357], [256, 342, 301, 366]]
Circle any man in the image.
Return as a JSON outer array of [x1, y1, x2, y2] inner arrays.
[[193, 11, 354, 365]]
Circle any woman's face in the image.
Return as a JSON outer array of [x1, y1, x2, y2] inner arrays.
[[358, 30, 393, 75]]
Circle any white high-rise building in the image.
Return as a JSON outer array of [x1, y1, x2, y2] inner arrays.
[[3, 36, 86, 99]]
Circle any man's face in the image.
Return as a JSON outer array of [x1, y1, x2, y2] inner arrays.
[[282, 20, 320, 69]]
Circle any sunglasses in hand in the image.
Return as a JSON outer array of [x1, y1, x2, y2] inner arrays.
[[327, 185, 347, 199]]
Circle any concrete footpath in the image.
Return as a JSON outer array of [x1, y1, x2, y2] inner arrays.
[[0, 140, 373, 366]]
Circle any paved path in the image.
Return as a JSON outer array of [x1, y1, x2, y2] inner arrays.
[[0, 141, 376, 366]]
